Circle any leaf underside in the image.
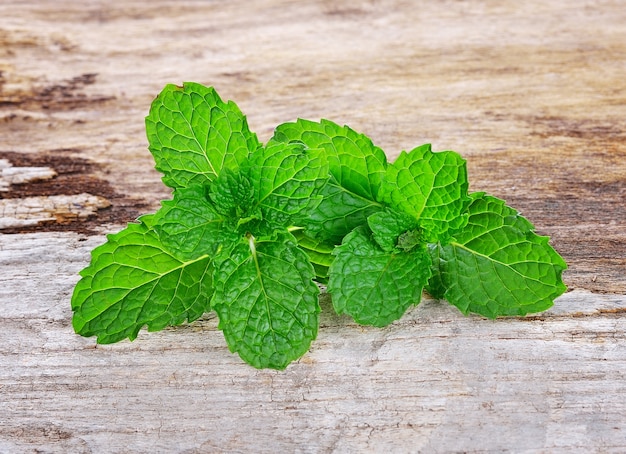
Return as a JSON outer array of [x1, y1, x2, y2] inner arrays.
[[292, 230, 335, 281]]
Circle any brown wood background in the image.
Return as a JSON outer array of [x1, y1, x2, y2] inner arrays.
[[1, 1, 625, 452]]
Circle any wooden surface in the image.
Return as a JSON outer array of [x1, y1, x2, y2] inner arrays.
[[1, 0, 625, 452]]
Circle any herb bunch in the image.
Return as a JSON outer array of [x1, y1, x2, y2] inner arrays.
[[72, 83, 567, 369]]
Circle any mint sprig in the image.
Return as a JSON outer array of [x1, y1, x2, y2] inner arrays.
[[71, 83, 567, 369]]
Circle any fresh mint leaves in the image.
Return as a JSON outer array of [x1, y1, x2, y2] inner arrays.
[[71, 82, 567, 369]]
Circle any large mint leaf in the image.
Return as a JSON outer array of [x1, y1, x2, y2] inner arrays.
[[145, 83, 260, 188], [382, 144, 470, 243], [71, 216, 213, 344], [327, 226, 432, 327], [246, 142, 328, 228], [152, 185, 239, 261], [211, 233, 320, 369], [429, 193, 567, 318], [271, 118, 387, 201]]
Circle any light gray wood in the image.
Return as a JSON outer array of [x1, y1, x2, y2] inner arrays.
[[1, 233, 625, 453], [1, 0, 625, 452]]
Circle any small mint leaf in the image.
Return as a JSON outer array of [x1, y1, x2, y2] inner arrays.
[[207, 168, 258, 221], [145, 83, 261, 188], [211, 233, 320, 369], [71, 216, 213, 343], [430, 193, 568, 318], [367, 207, 420, 252], [327, 226, 432, 327], [382, 144, 470, 243]]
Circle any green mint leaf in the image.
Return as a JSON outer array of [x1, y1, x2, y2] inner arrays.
[[424, 243, 446, 299], [152, 185, 239, 261], [327, 226, 432, 327], [145, 83, 260, 188], [429, 193, 567, 318], [271, 118, 387, 202], [71, 216, 213, 344], [382, 144, 470, 243], [295, 175, 382, 244], [367, 207, 420, 252], [211, 233, 320, 369], [246, 141, 328, 228], [72, 82, 569, 368], [207, 168, 259, 222], [270, 119, 386, 242]]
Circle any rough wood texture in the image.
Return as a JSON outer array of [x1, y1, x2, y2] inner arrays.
[[1, 0, 624, 452]]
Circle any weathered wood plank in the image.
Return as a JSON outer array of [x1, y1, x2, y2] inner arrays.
[[1, 233, 625, 453], [1, 0, 625, 452]]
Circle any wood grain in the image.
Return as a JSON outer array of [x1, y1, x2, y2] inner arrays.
[[1, 0, 625, 452]]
